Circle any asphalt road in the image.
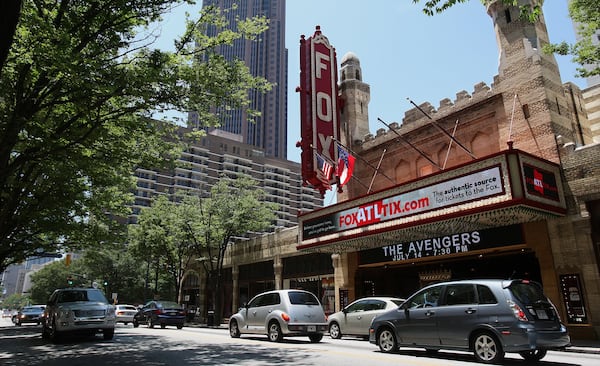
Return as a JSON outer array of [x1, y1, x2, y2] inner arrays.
[[1, 316, 599, 366]]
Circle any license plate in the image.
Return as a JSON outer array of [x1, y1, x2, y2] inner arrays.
[[307, 325, 316, 332], [536, 310, 549, 319]]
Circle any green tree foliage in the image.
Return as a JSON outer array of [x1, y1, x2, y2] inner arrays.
[[0, 0, 271, 271], [2, 293, 31, 310], [29, 250, 146, 304], [413, 0, 599, 79], [80, 247, 147, 304], [545, 0, 600, 78], [413, 0, 541, 18], [128, 175, 277, 320], [29, 259, 88, 304], [128, 194, 194, 303]]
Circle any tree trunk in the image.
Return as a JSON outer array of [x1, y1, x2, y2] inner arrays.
[[0, 0, 22, 77]]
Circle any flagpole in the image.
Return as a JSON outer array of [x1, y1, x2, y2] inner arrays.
[[332, 137, 396, 185], [407, 98, 477, 160], [368, 148, 386, 193], [377, 117, 442, 171], [442, 120, 459, 169]]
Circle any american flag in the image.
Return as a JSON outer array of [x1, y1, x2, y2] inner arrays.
[[316, 153, 333, 180]]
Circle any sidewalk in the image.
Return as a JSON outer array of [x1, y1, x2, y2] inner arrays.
[[564, 340, 600, 354]]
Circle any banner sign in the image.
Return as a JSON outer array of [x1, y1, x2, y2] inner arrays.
[[358, 224, 523, 264], [298, 26, 340, 196], [302, 166, 504, 239]]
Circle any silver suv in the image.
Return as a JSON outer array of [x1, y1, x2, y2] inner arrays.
[[42, 287, 116, 342], [229, 289, 327, 343], [369, 279, 570, 363]]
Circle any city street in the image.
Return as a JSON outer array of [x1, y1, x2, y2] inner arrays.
[[1, 317, 599, 366]]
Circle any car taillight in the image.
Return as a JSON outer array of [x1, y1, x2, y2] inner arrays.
[[152, 309, 162, 315], [508, 300, 528, 322], [281, 313, 290, 322]]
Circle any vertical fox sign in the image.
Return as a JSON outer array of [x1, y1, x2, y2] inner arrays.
[[298, 26, 340, 197]]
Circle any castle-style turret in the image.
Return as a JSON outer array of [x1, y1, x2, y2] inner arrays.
[[486, 0, 574, 162], [339, 52, 371, 148]]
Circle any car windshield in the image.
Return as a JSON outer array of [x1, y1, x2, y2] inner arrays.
[[58, 290, 108, 303], [288, 291, 320, 305], [509, 281, 547, 305]]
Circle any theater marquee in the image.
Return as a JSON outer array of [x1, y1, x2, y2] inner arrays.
[[297, 149, 566, 252]]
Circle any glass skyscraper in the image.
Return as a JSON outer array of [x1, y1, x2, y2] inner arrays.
[[190, 0, 288, 159]]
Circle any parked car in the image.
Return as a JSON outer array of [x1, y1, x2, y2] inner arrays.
[[328, 297, 405, 339], [229, 289, 327, 343], [42, 287, 116, 342], [133, 300, 186, 329], [369, 279, 570, 363], [12, 305, 45, 326], [114, 304, 138, 325]]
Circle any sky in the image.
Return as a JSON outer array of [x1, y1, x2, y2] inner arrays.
[[155, 1, 583, 204]]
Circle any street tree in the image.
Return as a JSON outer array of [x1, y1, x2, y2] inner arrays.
[[128, 195, 195, 303], [183, 176, 277, 324], [1, 293, 31, 310], [29, 258, 87, 304], [128, 175, 277, 321], [80, 247, 147, 304], [0, 0, 271, 272], [545, 0, 600, 79]]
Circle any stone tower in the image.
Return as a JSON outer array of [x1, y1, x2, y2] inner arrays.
[[486, 0, 575, 163], [339, 52, 371, 148]]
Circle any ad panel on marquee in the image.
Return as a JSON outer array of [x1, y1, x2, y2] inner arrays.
[[302, 165, 505, 240]]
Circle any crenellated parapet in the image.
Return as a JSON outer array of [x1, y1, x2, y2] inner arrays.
[[361, 80, 496, 150]]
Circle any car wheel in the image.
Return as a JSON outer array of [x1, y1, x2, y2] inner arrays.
[[329, 322, 342, 339], [229, 320, 241, 338], [147, 317, 154, 328], [377, 327, 398, 353], [15, 321, 21, 326], [519, 349, 547, 361], [49, 318, 61, 343], [103, 328, 114, 340], [176, 324, 183, 329], [309, 333, 323, 343], [268, 321, 283, 342], [473, 332, 504, 364], [41, 322, 50, 339]]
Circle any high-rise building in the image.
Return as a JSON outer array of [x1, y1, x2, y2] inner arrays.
[[129, 127, 323, 229], [189, 0, 288, 159]]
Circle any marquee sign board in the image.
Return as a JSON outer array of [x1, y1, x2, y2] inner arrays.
[[297, 150, 566, 252], [358, 224, 524, 265], [298, 26, 340, 196]]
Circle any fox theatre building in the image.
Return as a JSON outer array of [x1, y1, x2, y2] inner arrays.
[[294, 3, 600, 340]]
